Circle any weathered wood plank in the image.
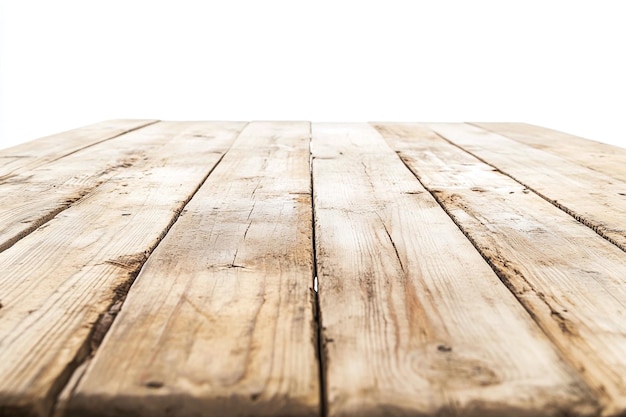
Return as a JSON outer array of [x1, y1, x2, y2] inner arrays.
[[0, 121, 193, 254], [0, 122, 244, 417], [473, 122, 626, 183], [426, 122, 626, 252], [312, 123, 597, 417], [375, 122, 626, 417], [68, 122, 319, 417], [0, 119, 157, 179]]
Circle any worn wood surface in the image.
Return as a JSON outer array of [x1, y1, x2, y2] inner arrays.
[[0, 122, 207, 253], [68, 122, 319, 417], [1, 120, 625, 417], [427, 123, 626, 251], [0, 119, 156, 181], [313, 123, 597, 417], [375, 122, 626, 417], [473, 123, 626, 183], [0, 122, 243, 417]]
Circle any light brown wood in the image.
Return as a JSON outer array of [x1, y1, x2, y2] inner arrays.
[[473, 122, 626, 183], [425, 122, 626, 252], [312, 123, 597, 417], [3, 120, 626, 417], [375, 122, 626, 417], [68, 122, 319, 417], [0, 119, 157, 180], [0, 122, 244, 417], [0, 121, 210, 254]]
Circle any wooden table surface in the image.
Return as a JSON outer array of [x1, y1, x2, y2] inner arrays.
[[1, 121, 626, 417]]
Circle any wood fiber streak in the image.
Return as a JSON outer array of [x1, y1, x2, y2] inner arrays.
[[427, 123, 626, 251], [68, 122, 319, 417], [0, 122, 244, 417], [375, 122, 626, 417], [472, 123, 626, 183], [312, 123, 597, 417]]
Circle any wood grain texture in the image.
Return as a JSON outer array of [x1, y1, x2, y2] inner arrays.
[[68, 122, 319, 417], [0, 119, 157, 179], [312, 123, 597, 417], [375, 122, 626, 417], [472, 123, 626, 183], [0, 121, 209, 254], [426, 123, 626, 252], [0, 122, 244, 417]]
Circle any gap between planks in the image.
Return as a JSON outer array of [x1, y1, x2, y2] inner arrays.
[[309, 120, 329, 417]]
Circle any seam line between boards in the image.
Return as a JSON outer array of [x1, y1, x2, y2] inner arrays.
[[309, 122, 328, 417]]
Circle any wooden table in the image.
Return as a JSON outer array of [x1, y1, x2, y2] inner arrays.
[[1, 121, 625, 417]]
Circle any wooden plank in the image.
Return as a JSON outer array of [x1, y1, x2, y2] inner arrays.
[[473, 122, 626, 183], [0, 121, 198, 253], [0, 122, 244, 417], [375, 122, 626, 417], [312, 123, 597, 417], [68, 122, 319, 417], [0, 119, 157, 179], [425, 122, 626, 252]]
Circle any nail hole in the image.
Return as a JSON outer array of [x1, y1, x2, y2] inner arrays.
[[146, 381, 164, 389]]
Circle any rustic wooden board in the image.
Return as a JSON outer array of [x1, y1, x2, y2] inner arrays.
[[473, 122, 626, 183], [0, 119, 156, 180], [68, 122, 319, 417], [426, 123, 626, 252], [3, 120, 626, 417], [312, 123, 597, 417], [375, 122, 626, 417], [0, 122, 244, 417], [0, 121, 213, 254]]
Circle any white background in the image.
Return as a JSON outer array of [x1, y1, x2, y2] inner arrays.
[[1, 0, 625, 150]]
